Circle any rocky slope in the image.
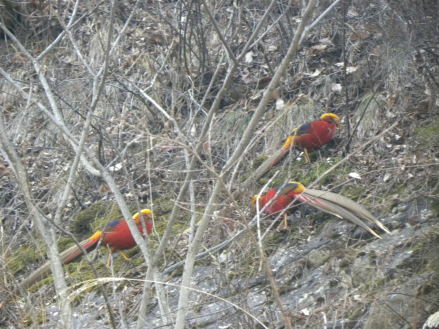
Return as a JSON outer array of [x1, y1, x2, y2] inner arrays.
[[1, 0, 439, 328]]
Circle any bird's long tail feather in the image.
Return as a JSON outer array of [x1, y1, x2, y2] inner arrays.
[[20, 238, 96, 290], [304, 189, 391, 234], [297, 194, 383, 239], [63, 235, 101, 264]]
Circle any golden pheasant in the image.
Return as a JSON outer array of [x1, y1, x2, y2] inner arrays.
[[63, 209, 153, 266], [20, 209, 153, 289], [271, 113, 340, 166], [252, 181, 391, 237]]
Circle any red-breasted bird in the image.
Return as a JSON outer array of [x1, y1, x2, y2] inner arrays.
[[252, 181, 391, 238], [271, 113, 340, 166], [64, 209, 153, 267], [20, 209, 153, 289]]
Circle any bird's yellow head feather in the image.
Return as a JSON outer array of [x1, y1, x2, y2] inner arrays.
[[252, 195, 260, 206], [321, 113, 340, 127], [133, 209, 153, 223]]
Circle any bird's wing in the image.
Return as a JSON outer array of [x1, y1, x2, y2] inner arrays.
[[270, 122, 313, 167], [293, 122, 312, 136], [276, 181, 300, 196], [281, 123, 311, 148], [101, 219, 122, 234], [296, 193, 382, 239], [304, 189, 391, 235]]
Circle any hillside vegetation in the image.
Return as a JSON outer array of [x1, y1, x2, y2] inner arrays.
[[0, 0, 439, 328]]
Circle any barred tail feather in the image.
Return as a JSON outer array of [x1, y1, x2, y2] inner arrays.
[[62, 238, 100, 264], [270, 147, 289, 168], [20, 238, 98, 290]]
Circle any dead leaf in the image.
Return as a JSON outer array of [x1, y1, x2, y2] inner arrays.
[[348, 172, 361, 180], [313, 44, 328, 51], [271, 88, 281, 99], [383, 173, 391, 182], [332, 84, 342, 93], [276, 98, 285, 110], [0, 164, 12, 176], [109, 163, 123, 172], [256, 77, 272, 89], [12, 53, 29, 64], [350, 30, 370, 41], [309, 69, 321, 77], [245, 51, 254, 63], [203, 141, 211, 154], [99, 184, 110, 194], [346, 66, 360, 74], [297, 94, 310, 103], [300, 308, 310, 316]]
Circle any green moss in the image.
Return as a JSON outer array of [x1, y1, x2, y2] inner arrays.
[[271, 176, 291, 188], [40, 275, 54, 287], [23, 312, 46, 327], [430, 198, 439, 215], [65, 261, 100, 280], [253, 155, 269, 169], [329, 279, 338, 287], [348, 306, 364, 320], [339, 259, 352, 268], [428, 177, 439, 188], [171, 266, 184, 277], [414, 119, 439, 153], [278, 285, 295, 294], [416, 282, 436, 296], [58, 237, 75, 252], [240, 172, 250, 182], [154, 197, 174, 214], [316, 296, 325, 303], [10, 243, 45, 276], [154, 216, 188, 237], [304, 157, 346, 186], [72, 202, 109, 233], [341, 186, 364, 201], [397, 230, 439, 272], [368, 250, 377, 260], [268, 157, 348, 190], [266, 232, 288, 245]]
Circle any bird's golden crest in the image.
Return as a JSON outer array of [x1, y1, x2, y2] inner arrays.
[[320, 113, 340, 126], [132, 209, 152, 223]]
